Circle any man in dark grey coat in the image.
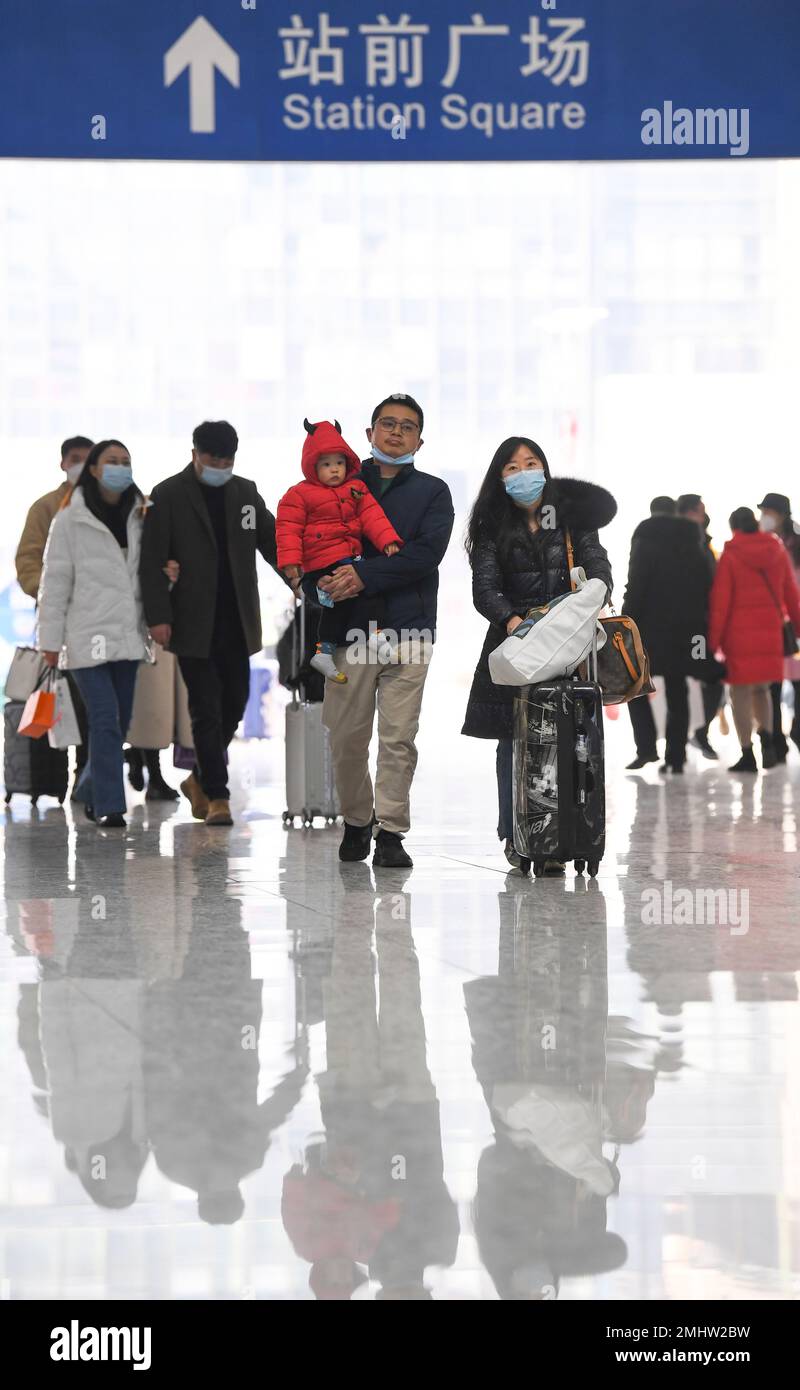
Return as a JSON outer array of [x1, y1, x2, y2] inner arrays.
[[623, 501, 714, 773], [140, 420, 279, 826]]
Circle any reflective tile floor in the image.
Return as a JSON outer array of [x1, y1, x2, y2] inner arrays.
[[1, 685, 799, 1301]]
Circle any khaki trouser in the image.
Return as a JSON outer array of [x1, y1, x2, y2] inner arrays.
[[322, 639, 432, 836], [730, 683, 773, 747]]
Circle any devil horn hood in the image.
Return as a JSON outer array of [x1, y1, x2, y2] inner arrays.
[[300, 419, 362, 484]]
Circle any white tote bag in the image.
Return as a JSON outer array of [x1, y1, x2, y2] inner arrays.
[[488, 567, 607, 687], [47, 675, 83, 749], [5, 645, 47, 701]]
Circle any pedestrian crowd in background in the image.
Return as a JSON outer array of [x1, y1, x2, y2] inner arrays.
[[6, 400, 800, 869]]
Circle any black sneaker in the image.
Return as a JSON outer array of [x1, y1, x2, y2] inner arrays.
[[124, 747, 145, 792], [626, 755, 658, 770], [691, 730, 719, 760], [97, 813, 126, 828], [757, 728, 777, 770], [372, 830, 413, 869], [339, 819, 374, 862], [145, 778, 180, 802], [729, 747, 757, 773]]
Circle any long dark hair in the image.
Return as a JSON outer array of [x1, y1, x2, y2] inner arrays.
[[465, 436, 551, 564], [778, 509, 800, 567], [76, 438, 141, 525]]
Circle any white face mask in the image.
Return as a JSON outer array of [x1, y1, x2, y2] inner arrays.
[[65, 463, 85, 486], [759, 514, 777, 533]]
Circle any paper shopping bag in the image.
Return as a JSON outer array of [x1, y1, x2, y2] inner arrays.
[[47, 675, 83, 748], [5, 646, 47, 701], [18, 670, 57, 738]]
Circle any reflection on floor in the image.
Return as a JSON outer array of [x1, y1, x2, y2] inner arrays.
[[1, 697, 799, 1301]]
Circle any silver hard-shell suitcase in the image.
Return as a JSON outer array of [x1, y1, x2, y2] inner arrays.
[[283, 597, 340, 828]]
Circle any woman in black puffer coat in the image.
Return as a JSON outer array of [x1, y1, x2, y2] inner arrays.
[[462, 437, 616, 869]]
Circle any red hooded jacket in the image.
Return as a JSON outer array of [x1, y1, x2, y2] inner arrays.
[[276, 420, 402, 571], [708, 530, 800, 683]]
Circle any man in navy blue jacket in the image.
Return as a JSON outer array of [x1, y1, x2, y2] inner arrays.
[[318, 394, 454, 868]]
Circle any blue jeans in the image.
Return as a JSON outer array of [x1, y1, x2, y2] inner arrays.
[[71, 661, 140, 817], [496, 737, 514, 843]]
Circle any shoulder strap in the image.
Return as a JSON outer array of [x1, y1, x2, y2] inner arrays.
[[565, 529, 576, 592], [756, 566, 783, 617]]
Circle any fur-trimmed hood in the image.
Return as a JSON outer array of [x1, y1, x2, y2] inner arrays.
[[543, 476, 617, 532]]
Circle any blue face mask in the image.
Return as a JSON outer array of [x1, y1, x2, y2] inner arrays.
[[371, 444, 416, 468], [200, 465, 234, 487], [100, 464, 133, 493], [504, 471, 546, 506]]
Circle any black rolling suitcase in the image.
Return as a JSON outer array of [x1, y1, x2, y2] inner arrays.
[[3, 700, 69, 805], [512, 645, 605, 878]]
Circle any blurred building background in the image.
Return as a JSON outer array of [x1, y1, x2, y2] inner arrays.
[[1, 157, 798, 680]]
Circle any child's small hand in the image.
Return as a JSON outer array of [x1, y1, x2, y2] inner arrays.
[[384, 543, 400, 556], [283, 565, 303, 591]]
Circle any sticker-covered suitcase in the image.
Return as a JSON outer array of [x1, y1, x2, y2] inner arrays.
[[512, 672, 605, 878], [283, 597, 340, 828], [3, 699, 69, 805]]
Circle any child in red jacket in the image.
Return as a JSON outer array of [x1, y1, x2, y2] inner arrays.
[[276, 418, 402, 682]]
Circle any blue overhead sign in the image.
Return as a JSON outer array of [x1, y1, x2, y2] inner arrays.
[[1, 1, 797, 162]]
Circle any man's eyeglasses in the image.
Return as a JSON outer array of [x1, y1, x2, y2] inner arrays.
[[375, 417, 419, 436]]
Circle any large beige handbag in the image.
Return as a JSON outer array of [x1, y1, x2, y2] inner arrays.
[[127, 648, 193, 749]]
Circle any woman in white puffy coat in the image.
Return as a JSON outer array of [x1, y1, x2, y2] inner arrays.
[[37, 440, 154, 827]]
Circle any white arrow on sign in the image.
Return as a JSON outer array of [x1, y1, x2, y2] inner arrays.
[[164, 16, 240, 135]]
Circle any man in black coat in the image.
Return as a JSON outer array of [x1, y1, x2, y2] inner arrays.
[[139, 420, 280, 826], [677, 493, 721, 759], [623, 502, 714, 772], [315, 393, 454, 870]]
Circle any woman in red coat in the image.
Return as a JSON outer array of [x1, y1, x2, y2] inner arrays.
[[709, 507, 800, 772]]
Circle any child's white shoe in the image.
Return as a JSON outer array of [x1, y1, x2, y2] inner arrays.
[[311, 649, 348, 683]]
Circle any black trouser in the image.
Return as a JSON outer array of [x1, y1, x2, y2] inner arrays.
[[699, 680, 724, 734], [65, 669, 89, 774], [771, 679, 800, 749], [178, 626, 250, 801], [628, 674, 689, 767], [302, 559, 386, 647]]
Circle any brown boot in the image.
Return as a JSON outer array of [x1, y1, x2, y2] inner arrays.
[[205, 798, 233, 826], [181, 773, 209, 821]]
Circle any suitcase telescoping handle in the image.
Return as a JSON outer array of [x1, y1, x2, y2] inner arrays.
[[587, 624, 599, 685], [565, 529, 600, 687], [291, 593, 307, 705]]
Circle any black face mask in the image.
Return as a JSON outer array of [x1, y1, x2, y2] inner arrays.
[[703, 514, 710, 529]]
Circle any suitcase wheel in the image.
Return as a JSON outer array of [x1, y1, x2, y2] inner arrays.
[[58, 795, 66, 805], [588, 859, 600, 878], [533, 860, 545, 878], [31, 796, 38, 806], [518, 857, 531, 877], [4, 792, 10, 805], [282, 812, 292, 825], [574, 859, 586, 875]]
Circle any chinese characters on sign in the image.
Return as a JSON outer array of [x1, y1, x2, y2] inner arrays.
[[279, 12, 591, 138]]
